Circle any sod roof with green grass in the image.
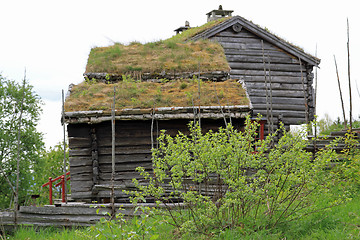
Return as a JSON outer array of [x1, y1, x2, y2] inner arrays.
[[85, 17, 231, 75], [65, 17, 252, 119], [65, 79, 250, 113]]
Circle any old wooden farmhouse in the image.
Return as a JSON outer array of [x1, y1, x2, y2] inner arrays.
[[63, 6, 320, 203]]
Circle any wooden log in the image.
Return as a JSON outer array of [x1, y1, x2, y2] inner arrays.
[[98, 146, 151, 155], [244, 82, 306, 91], [67, 124, 91, 138], [70, 173, 92, 181], [19, 206, 110, 215], [229, 62, 306, 72], [251, 103, 305, 111], [220, 41, 280, 51], [238, 75, 304, 84], [69, 148, 91, 157], [99, 162, 153, 173], [215, 28, 260, 38], [71, 181, 93, 192], [226, 55, 298, 65], [255, 109, 305, 118], [247, 89, 305, 98], [69, 165, 92, 175], [230, 69, 303, 77], [250, 96, 306, 105], [69, 157, 92, 167], [98, 153, 152, 164], [68, 137, 91, 148]]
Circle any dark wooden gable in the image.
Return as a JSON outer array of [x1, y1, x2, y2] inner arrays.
[[191, 16, 320, 128]]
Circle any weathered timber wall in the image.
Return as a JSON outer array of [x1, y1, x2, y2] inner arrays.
[[211, 28, 315, 127], [68, 118, 245, 202]]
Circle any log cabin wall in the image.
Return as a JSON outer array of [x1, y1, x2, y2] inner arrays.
[[209, 27, 315, 130], [68, 118, 245, 202]]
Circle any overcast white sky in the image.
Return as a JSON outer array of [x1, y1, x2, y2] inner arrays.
[[1, 0, 359, 148]]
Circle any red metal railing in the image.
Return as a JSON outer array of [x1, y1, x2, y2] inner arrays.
[[42, 171, 70, 205]]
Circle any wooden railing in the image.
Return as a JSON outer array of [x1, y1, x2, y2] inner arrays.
[[42, 172, 70, 205]]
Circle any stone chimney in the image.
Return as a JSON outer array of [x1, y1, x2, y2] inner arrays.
[[174, 21, 191, 34], [206, 5, 233, 22]]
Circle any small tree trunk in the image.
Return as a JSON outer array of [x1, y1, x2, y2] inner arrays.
[[15, 74, 26, 228], [334, 55, 347, 128]]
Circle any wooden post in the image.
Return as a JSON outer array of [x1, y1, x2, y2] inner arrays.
[[299, 58, 309, 134], [62, 90, 67, 204], [61, 176, 66, 203], [197, 62, 201, 128], [214, 83, 228, 127], [334, 55, 347, 128], [261, 40, 270, 134], [111, 86, 116, 219], [347, 18, 352, 130], [267, 54, 274, 135], [49, 177, 53, 205], [15, 74, 26, 228]]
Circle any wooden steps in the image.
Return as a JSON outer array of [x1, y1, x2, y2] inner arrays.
[[306, 130, 360, 153]]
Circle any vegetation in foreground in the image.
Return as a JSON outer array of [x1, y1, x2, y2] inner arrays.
[[3, 117, 360, 239]]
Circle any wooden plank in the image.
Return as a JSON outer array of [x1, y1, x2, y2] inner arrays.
[[226, 55, 298, 65], [19, 206, 110, 215], [69, 165, 92, 174], [98, 146, 151, 155], [69, 156, 92, 167], [230, 69, 303, 77], [220, 41, 280, 51], [99, 171, 144, 181], [99, 162, 153, 173], [68, 137, 91, 148], [250, 96, 306, 105], [239, 75, 305, 84], [69, 148, 91, 157], [244, 82, 306, 91], [70, 191, 93, 199], [98, 153, 152, 164], [255, 109, 305, 118], [247, 88, 305, 98], [71, 181, 93, 192], [224, 48, 295, 58], [251, 103, 305, 111], [70, 173, 92, 181], [229, 62, 306, 72], [67, 124, 90, 138], [97, 137, 152, 147]]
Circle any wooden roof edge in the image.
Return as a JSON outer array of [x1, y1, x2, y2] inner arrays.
[[64, 105, 252, 123], [83, 71, 231, 82], [190, 16, 320, 67]]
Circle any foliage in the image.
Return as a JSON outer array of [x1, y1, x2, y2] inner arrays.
[[75, 205, 160, 240], [130, 117, 346, 237], [319, 114, 360, 136], [6, 191, 360, 240], [0, 74, 44, 209]]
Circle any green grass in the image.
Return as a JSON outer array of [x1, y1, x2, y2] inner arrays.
[[85, 17, 231, 75], [5, 189, 360, 239], [65, 79, 249, 112]]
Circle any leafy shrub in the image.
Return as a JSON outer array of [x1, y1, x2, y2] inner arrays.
[[130, 117, 346, 236]]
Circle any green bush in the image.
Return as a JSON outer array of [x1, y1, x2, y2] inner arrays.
[[130, 117, 347, 237]]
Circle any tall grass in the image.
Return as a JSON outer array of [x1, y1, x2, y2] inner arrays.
[[5, 186, 360, 239]]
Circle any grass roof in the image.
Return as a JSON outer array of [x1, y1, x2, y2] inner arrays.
[[85, 18, 231, 75], [65, 79, 249, 112]]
